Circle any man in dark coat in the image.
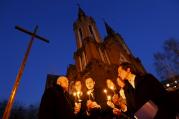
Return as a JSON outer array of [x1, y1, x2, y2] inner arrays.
[[38, 76, 74, 119], [117, 62, 177, 119]]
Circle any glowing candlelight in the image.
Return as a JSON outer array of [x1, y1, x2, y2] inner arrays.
[[103, 89, 109, 101], [73, 92, 77, 97], [110, 86, 116, 94], [107, 95, 111, 101], [77, 91, 80, 99], [73, 92, 77, 102], [77, 91, 82, 102], [103, 89, 107, 94], [110, 86, 114, 90], [77, 91, 80, 95]]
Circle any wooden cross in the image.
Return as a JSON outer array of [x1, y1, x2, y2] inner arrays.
[[2, 25, 49, 119]]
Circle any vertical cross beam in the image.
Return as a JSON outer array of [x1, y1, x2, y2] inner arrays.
[[3, 25, 49, 119]]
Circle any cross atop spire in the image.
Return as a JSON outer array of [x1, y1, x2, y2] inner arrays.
[[103, 20, 115, 35]]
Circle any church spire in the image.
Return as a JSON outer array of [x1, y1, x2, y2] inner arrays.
[[104, 20, 115, 35], [78, 4, 86, 19]]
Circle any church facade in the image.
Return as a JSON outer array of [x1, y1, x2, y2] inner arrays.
[[66, 7, 146, 89]]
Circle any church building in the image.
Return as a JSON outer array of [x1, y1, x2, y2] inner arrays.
[[66, 7, 146, 89]]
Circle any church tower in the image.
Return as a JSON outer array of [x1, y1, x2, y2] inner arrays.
[[67, 7, 146, 87], [73, 7, 105, 72]]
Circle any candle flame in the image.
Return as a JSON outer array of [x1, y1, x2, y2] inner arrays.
[[87, 91, 90, 95], [107, 95, 111, 101], [110, 86, 114, 90], [103, 89, 107, 93], [73, 92, 76, 96], [77, 91, 80, 95]]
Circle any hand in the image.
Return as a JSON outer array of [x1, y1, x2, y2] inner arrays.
[[113, 108, 121, 116], [112, 94, 119, 105], [107, 101, 115, 108], [92, 101, 101, 109], [120, 103, 127, 112], [87, 100, 100, 109], [74, 102, 81, 114], [87, 100, 94, 109]]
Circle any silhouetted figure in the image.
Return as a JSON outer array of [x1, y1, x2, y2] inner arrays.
[[38, 76, 74, 119]]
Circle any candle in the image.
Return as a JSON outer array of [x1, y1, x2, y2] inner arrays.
[[103, 89, 107, 94], [73, 92, 77, 102], [103, 89, 109, 101], [77, 91, 80, 98], [87, 90, 91, 100], [110, 86, 116, 94], [77, 91, 82, 102], [73, 92, 77, 97], [107, 95, 111, 101]]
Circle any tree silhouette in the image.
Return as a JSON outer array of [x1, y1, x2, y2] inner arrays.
[[153, 38, 179, 80], [0, 100, 39, 119]]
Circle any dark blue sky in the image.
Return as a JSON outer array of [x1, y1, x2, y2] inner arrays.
[[0, 0, 179, 105]]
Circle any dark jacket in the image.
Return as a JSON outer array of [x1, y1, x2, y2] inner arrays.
[[124, 73, 176, 119], [38, 84, 74, 119], [83, 87, 113, 119], [71, 93, 87, 119]]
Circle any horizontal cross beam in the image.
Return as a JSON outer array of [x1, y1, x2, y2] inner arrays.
[[15, 26, 49, 43]]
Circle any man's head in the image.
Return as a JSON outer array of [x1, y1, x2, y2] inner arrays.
[[117, 62, 136, 81], [85, 77, 95, 90], [57, 76, 69, 91], [74, 80, 82, 91]]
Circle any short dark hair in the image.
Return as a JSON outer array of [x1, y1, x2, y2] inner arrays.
[[119, 62, 137, 74]]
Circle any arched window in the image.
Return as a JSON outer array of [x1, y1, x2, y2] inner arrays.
[[79, 56, 82, 71], [79, 28, 83, 40], [88, 25, 95, 41], [82, 52, 87, 69], [98, 48, 105, 63], [104, 50, 111, 64]]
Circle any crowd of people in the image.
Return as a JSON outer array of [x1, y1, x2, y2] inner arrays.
[[38, 62, 179, 119]]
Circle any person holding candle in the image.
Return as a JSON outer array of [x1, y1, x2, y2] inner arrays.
[[105, 79, 129, 119], [74, 80, 83, 103], [106, 79, 118, 94], [73, 80, 86, 119], [84, 76, 115, 119], [84, 77, 101, 118], [105, 79, 118, 117], [117, 62, 177, 119]]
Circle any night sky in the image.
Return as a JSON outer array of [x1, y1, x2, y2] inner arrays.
[[0, 0, 179, 105]]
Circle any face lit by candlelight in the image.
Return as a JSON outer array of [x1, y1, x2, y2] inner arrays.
[[106, 79, 115, 90], [85, 77, 95, 90], [57, 76, 69, 91], [118, 66, 130, 81], [74, 81, 82, 91]]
